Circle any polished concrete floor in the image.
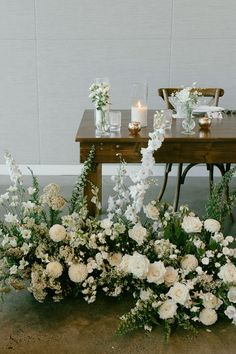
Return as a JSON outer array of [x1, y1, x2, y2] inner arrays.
[[1, 175, 236, 354]]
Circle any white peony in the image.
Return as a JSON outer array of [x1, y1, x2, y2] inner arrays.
[[181, 254, 198, 273], [127, 252, 149, 279], [167, 282, 189, 305], [143, 203, 160, 220], [204, 219, 221, 233], [181, 216, 202, 233], [46, 261, 63, 278], [128, 224, 147, 246], [227, 287, 236, 303], [202, 292, 222, 309], [218, 263, 236, 284], [158, 300, 178, 320], [49, 224, 66, 242], [147, 261, 166, 285], [68, 263, 88, 283], [164, 267, 179, 286], [199, 308, 217, 326]]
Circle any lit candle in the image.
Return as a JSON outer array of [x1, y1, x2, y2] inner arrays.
[[131, 101, 148, 127]]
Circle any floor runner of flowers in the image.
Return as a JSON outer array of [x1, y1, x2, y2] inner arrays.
[[1, 130, 236, 339]]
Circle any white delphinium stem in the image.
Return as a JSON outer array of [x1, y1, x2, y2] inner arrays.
[[4, 151, 23, 185], [124, 129, 164, 222]]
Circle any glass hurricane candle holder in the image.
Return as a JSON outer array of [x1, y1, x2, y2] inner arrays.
[[131, 82, 148, 127]]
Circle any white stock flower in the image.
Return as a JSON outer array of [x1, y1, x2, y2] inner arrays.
[[27, 187, 36, 195], [227, 287, 236, 303], [158, 300, 178, 320], [202, 293, 222, 309], [4, 213, 18, 224], [181, 254, 198, 273], [181, 216, 202, 233], [46, 261, 63, 278], [18, 259, 29, 270], [68, 263, 88, 283], [143, 202, 160, 220], [218, 263, 236, 284], [128, 223, 147, 246], [201, 257, 209, 265], [204, 219, 221, 233], [147, 261, 166, 285], [167, 282, 189, 305], [140, 288, 153, 301], [127, 252, 149, 279], [100, 218, 113, 230], [10, 265, 18, 275], [164, 267, 179, 286], [49, 224, 66, 242], [199, 308, 217, 326]]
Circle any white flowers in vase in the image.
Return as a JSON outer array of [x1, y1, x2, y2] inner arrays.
[[170, 83, 201, 118]]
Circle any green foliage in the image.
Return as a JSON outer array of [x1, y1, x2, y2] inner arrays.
[[69, 145, 95, 214], [205, 167, 236, 223]]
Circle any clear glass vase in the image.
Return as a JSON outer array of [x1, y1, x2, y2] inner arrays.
[[95, 105, 110, 133], [181, 107, 196, 135]]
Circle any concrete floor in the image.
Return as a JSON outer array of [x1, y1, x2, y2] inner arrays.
[[1, 175, 236, 354]]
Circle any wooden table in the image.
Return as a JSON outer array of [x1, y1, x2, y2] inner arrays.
[[76, 109, 236, 214]]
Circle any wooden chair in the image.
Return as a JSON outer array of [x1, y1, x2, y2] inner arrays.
[[157, 87, 226, 211]]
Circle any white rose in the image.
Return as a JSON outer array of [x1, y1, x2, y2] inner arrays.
[[181, 216, 202, 233], [201, 257, 209, 265], [164, 267, 179, 286], [224, 305, 236, 322], [46, 261, 63, 278], [147, 261, 166, 285], [128, 224, 147, 246], [49, 224, 66, 242], [204, 219, 221, 233], [218, 263, 236, 284], [68, 263, 88, 283], [143, 203, 160, 220], [167, 282, 189, 305], [127, 252, 149, 279], [158, 300, 178, 320], [181, 254, 198, 273], [199, 308, 217, 326], [228, 287, 236, 303], [202, 292, 222, 309]]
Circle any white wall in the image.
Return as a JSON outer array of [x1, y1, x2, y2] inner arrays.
[[0, 0, 236, 166]]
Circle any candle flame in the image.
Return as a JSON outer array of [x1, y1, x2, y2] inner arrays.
[[137, 101, 142, 108]]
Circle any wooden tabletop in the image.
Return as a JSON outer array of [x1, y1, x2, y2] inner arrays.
[[76, 110, 236, 164], [76, 109, 236, 142]]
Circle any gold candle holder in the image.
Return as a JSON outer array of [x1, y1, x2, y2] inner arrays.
[[198, 116, 212, 129], [128, 121, 141, 135]]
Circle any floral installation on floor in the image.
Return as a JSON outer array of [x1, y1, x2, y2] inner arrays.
[[1, 127, 236, 340]]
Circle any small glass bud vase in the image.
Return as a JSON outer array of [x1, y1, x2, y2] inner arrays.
[[95, 105, 110, 133], [94, 77, 110, 134], [181, 106, 196, 135], [131, 82, 148, 127]]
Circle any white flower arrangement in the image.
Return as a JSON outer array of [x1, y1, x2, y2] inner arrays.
[[89, 81, 110, 111], [1, 126, 236, 341]]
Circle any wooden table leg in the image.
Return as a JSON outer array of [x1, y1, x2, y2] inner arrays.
[[84, 163, 102, 217]]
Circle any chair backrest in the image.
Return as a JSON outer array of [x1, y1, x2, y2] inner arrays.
[[158, 87, 224, 110]]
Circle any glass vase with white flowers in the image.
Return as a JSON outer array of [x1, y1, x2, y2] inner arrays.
[[171, 84, 201, 135], [89, 78, 110, 134]]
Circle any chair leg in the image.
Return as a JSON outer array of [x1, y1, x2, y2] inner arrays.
[[158, 163, 172, 201], [173, 163, 183, 212], [208, 164, 214, 194]]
